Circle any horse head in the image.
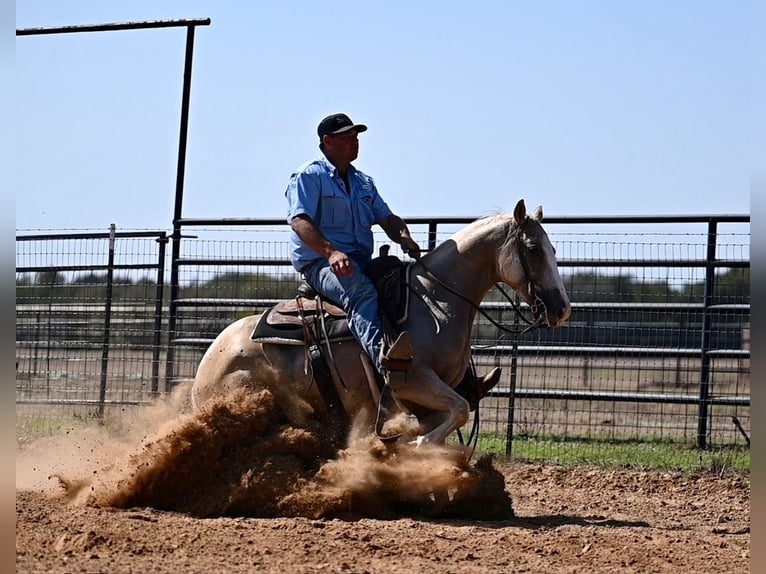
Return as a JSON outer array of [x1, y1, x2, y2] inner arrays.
[[497, 199, 571, 327]]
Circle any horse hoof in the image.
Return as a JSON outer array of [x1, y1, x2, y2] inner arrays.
[[409, 435, 428, 447], [480, 367, 502, 393], [378, 433, 402, 443]]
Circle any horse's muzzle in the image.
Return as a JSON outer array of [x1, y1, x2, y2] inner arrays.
[[533, 288, 571, 328]]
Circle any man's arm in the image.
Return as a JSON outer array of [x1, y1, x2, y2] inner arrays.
[[378, 214, 421, 259], [290, 214, 354, 277]]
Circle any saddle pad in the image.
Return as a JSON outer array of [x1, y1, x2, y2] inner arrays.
[[251, 305, 355, 345]]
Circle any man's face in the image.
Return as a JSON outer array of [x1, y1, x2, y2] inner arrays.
[[325, 129, 359, 162]]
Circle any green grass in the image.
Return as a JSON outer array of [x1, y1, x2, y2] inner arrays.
[[20, 414, 749, 475], [16, 410, 128, 442], [17, 414, 95, 438], [459, 432, 750, 474]]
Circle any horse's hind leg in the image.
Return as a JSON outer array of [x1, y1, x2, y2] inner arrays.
[[392, 371, 470, 445]]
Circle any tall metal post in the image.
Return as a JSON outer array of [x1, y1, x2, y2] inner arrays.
[[696, 220, 717, 449], [99, 224, 116, 419], [151, 233, 168, 395], [165, 24, 198, 390], [505, 296, 522, 456]]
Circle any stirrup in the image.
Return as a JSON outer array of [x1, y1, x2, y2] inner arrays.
[[379, 331, 413, 372]]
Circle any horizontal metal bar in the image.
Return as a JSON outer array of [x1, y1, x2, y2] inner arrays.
[[706, 349, 750, 358], [171, 298, 750, 319], [167, 336, 748, 361], [178, 217, 288, 227], [529, 214, 749, 225], [557, 259, 749, 268], [16, 263, 160, 273], [472, 345, 749, 359], [16, 18, 211, 36], [16, 231, 167, 241], [15, 391, 747, 409], [176, 214, 750, 227], [483, 301, 749, 312], [171, 256, 748, 270], [571, 302, 749, 311], [15, 398, 150, 406], [175, 258, 292, 267], [176, 298, 276, 307], [16, 341, 148, 350], [16, 303, 163, 310], [489, 388, 750, 406], [172, 337, 219, 347], [12, 295, 750, 315]]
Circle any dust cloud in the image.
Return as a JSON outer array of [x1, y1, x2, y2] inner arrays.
[[16, 386, 514, 520]]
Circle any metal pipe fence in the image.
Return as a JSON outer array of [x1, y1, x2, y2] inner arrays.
[[15, 214, 750, 465]]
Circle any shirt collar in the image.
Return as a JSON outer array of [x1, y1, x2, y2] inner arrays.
[[320, 157, 356, 178]]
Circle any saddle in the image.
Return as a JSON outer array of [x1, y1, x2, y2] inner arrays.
[[250, 252, 411, 346]]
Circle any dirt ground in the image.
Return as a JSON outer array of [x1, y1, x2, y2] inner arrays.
[[16, 388, 750, 574], [16, 463, 749, 574]]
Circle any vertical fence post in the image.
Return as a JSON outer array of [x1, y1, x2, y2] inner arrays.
[[427, 221, 438, 252], [45, 297, 52, 398], [696, 220, 717, 449], [99, 224, 116, 420], [32, 311, 40, 376], [151, 234, 168, 395], [504, 296, 522, 456], [166, 24, 198, 391]]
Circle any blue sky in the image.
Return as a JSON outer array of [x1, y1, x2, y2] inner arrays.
[[15, 1, 758, 232]]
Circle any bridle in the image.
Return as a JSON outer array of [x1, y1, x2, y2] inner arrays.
[[411, 217, 549, 338]]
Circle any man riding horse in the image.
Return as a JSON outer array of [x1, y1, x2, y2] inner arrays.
[[284, 113, 497, 404]]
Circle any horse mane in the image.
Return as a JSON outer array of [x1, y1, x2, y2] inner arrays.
[[451, 213, 516, 251]]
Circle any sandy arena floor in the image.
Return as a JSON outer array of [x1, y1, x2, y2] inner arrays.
[[16, 388, 749, 573], [17, 463, 749, 574]]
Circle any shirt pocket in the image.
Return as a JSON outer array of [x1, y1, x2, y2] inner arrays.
[[319, 193, 351, 229], [355, 189, 377, 229]]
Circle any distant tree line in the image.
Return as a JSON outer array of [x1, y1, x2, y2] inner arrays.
[[15, 268, 750, 349], [16, 268, 750, 307]]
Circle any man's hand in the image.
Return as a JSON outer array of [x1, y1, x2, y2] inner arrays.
[[379, 215, 421, 260], [328, 250, 354, 277], [401, 237, 421, 260]]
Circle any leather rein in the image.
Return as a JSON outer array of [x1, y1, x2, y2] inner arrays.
[[409, 218, 547, 338]]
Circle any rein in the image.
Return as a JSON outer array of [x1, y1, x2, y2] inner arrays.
[[456, 357, 482, 456], [410, 220, 547, 337]]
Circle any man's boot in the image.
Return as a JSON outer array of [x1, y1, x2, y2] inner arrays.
[[455, 367, 502, 411]]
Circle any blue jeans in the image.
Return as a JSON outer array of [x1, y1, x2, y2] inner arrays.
[[302, 253, 384, 373]]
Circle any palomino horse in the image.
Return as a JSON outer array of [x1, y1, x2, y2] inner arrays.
[[191, 199, 570, 447]]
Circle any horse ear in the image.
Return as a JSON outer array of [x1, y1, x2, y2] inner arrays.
[[532, 205, 543, 222], [513, 199, 527, 223]]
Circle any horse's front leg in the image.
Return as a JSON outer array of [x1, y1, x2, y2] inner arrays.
[[391, 368, 470, 445]]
